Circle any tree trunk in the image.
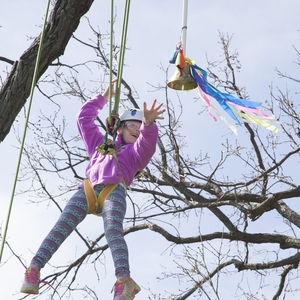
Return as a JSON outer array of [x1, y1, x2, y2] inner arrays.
[[0, 0, 94, 142]]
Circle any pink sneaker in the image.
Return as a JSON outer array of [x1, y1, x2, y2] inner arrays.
[[20, 266, 40, 294], [112, 277, 141, 300]]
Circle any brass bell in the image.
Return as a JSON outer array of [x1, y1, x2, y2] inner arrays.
[[167, 61, 197, 91]]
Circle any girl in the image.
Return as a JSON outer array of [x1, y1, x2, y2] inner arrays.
[[20, 81, 165, 300]]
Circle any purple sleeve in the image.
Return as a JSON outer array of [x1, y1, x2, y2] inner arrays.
[[76, 94, 108, 157], [132, 121, 159, 170]]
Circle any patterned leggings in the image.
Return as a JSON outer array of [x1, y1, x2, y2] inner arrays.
[[30, 184, 129, 278]]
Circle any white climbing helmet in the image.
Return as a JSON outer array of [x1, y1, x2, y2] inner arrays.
[[119, 109, 143, 122]]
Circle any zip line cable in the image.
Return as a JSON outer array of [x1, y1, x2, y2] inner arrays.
[[0, 0, 51, 263]]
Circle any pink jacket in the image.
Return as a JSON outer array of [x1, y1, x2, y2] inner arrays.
[[77, 94, 158, 187]]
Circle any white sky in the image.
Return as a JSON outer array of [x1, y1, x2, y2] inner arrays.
[[1, 1, 300, 299]]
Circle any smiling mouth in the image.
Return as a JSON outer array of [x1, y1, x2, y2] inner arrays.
[[131, 134, 138, 138]]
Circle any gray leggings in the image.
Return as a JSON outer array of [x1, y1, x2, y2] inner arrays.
[[31, 184, 130, 278]]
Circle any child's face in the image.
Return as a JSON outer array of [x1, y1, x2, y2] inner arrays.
[[119, 121, 141, 144]]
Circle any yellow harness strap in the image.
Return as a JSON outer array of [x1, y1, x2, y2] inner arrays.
[[84, 179, 118, 215]]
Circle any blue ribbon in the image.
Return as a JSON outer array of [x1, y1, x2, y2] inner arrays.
[[190, 64, 262, 125]]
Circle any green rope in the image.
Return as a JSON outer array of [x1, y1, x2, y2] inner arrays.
[[0, 0, 51, 264], [108, 0, 114, 125], [112, 0, 131, 114]]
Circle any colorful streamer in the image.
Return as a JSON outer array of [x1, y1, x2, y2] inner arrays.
[[169, 48, 278, 134], [188, 59, 278, 133]]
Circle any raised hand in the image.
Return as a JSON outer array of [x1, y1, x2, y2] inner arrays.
[[103, 78, 118, 100], [143, 99, 166, 125]]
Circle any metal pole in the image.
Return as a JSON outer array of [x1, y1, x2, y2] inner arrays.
[[181, 0, 188, 55]]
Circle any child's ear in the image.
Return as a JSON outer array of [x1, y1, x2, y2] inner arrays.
[[117, 127, 123, 135], [117, 122, 124, 135]]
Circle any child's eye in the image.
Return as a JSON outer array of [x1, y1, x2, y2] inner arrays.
[[125, 122, 141, 129]]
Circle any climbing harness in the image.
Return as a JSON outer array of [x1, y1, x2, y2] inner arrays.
[[84, 142, 128, 215], [96, 143, 128, 185], [96, 143, 123, 166], [84, 179, 118, 215], [0, 0, 51, 263]]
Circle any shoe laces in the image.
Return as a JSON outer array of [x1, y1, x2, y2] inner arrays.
[[112, 280, 124, 296], [25, 267, 40, 284], [26, 267, 61, 299], [112, 278, 137, 299]]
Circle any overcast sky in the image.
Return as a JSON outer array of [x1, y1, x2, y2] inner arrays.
[[1, 1, 300, 299]]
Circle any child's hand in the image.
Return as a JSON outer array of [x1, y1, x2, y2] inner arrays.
[[103, 78, 118, 100], [143, 99, 166, 125]]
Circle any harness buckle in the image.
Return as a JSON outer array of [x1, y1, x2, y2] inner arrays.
[[103, 142, 115, 152]]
